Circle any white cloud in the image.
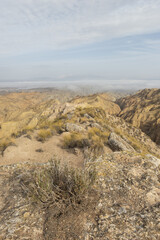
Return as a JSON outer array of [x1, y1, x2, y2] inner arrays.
[[0, 0, 160, 55]]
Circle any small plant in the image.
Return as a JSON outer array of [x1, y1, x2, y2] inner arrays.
[[88, 127, 110, 144], [0, 138, 14, 156], [23, 125, 35, 132], [51, 120, 65, 134], [20, 160, 98, 239], [11, 130, 26, 138], [21, 160, 97, 211], [36, 129, 52, 142], [63, 132, 89, 148], [89, 135, 104, 157], [63, 127, 110, 157]]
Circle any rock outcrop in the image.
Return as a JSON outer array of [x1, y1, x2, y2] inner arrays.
[[65, 123, 85, 133], [108, 132, 135, 152]]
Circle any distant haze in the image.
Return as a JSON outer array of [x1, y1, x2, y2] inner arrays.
[[0, 0, 160, 89]]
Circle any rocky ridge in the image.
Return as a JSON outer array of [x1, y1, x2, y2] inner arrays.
[[0, 88, 160, 239]]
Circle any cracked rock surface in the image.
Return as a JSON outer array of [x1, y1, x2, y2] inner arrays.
[[0, 152, 160, 240]]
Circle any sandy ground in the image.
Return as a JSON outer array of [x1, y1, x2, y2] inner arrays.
[[0, 134, 84, 168]]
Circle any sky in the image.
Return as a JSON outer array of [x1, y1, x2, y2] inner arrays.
[[0, 0, 160, 90]]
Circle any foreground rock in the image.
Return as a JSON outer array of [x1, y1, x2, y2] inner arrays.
[[0, 152, 160, 240], [0, 163, 44, 240], [85, 152, 160, 240]]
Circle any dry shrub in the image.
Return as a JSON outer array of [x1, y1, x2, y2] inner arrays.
[[37, 129, 52, 142], [0, 138, 15, 156], [51, 120, 65, 134], [20, 160, 98, 239], [21, 160, 97, 210], [38, 116, 65, 135], [11, 130, 27, 138], [88, 127, 109, 144], [88, 127, 110, 156], [63, 127, 109, 157], [63, 132, 89, 148], [38, 117, 50, 129], [23, 125, 35, 132]]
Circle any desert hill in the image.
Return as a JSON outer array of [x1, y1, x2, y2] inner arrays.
[[117, 88, 160, 145], [0, 88, 160, 239], [1, 89, 159, 159], [0, 91, 120, 147], [0, 89, 75, 140], [69, 92, 121, 115]]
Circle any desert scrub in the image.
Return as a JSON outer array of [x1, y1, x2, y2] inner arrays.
[[87, 127, 110, 156], [88, 127, 110, 144], [38, 116, 65, 134], [89, 135, 104, 157], [36, 129, 52, 142], [37, 116, 50, 129], [51, 120, 65, 134], [0, 138, 15, 156], [21, 160, 97, 211], [11, 129, 27, 138], [63, 128, 109, 157], [63, 132, 89, 148], [23, 125, 35, 132]]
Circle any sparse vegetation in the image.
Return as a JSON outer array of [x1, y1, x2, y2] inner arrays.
[[76, 107, 106, 120], [51, 119, 65, 134], [19, 159, 98, 239], [114, 127, 149, 154], [88, 127, 110, 144], [0, 138, 15, 156], [38, 117, 65, 135], [63, 132, 89, 148], [36, 129, 52, 142], [11, 130, 27, 138], [63, 127, 110, 157], [21, 160, 97, 210]]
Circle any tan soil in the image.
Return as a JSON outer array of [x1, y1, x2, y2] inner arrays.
[[0, 134, 84, 168]]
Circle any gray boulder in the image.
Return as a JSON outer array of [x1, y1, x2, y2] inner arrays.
[[65, 123, 85, 133], [108, 132, 135, 152]]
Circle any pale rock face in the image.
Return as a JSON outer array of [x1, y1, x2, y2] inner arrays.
[[65, 123, 85, 133], [146, 187, 160, 206], [108, 132, 135, 152], [90, 123, 103, 131]]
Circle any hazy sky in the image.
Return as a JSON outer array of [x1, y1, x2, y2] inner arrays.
[[0, 0, 160, 89]]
